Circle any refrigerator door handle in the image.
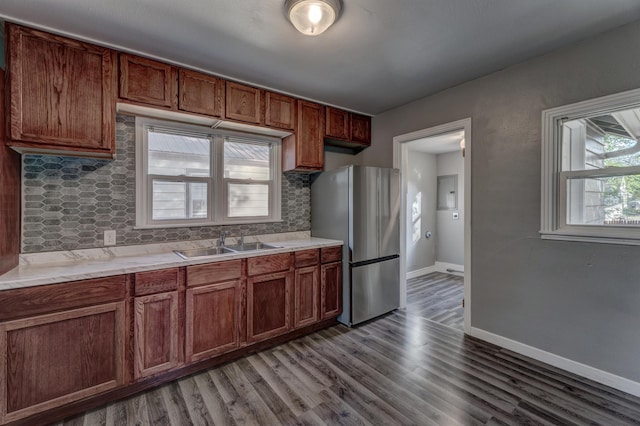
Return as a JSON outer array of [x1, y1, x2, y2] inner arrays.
[[350, 254, 400, 268]]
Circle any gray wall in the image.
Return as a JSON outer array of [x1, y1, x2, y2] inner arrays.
[[436, 151, 464, 266], [22, 114, 311, 252], [360, 20, 640, 382], [406, 151, 436, 272]]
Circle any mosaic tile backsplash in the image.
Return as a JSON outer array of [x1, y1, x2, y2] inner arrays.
[[22, 114, 311, 253]]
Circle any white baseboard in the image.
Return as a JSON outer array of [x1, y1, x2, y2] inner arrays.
[[406, 265, 437, 279], [435, 261, 464, 275], [469, 327, 640, 398]]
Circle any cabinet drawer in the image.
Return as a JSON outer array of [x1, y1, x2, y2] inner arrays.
[[321, 246, 342, 264], [0, 275, 126, 322], [294, 249, 319, 268], [247, 253, 291, 276], [134, 268, 179, 296], [187, 260, 242, 287]]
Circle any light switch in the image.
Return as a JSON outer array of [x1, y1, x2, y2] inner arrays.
[[452, 212, 459, 220]]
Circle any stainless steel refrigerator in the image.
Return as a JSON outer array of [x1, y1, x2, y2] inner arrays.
[[311, 165, 400, 326]]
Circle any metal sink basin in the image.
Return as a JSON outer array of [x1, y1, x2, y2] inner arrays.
[[224, 242, 282, 252], [174, 246, 234, 259]]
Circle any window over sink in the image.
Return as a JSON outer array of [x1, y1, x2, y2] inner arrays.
[[136, 117, 281, 228]]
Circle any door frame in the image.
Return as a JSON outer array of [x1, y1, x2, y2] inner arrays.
[[393, 118, 472, 333]]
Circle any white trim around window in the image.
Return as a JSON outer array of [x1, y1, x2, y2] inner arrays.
[[541, 87, 640, 245], [135, 117, 281, 229]]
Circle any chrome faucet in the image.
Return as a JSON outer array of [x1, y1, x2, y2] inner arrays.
[[238, 234, 244, 248], [218, 231, 227, 247]]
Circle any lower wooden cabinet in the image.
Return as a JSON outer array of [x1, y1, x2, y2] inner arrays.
[[185, 280, 241, 362], [247, 271, 292, 343], [294, 265, 319, 328], [133, 292, 181, 379], [321, 261, 342, 319], [0, 302, 126, 424]]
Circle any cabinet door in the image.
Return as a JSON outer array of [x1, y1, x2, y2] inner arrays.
[[225, 81, 262, 124], [325, 107, 350, 140], [247, 271, 292, 343], [0, 302, 125, 424], [294, 266, 319, 328], [185, 280, 241, 363], [133, 292, 180, 379], [265, 92, 296, 130], [178, 69, 225, 117], [7, 24, 115, 155], [350, 113, 371, 146], [321, 261, 342, 319], [282, 100, 324, 172], [119, 54, 176, 108]]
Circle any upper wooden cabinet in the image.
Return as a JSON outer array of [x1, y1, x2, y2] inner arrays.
[[265, 92, 296, 130], [325, 107, 350, 141], [282, 100, 324, 172], [178, 69, 225, 117], [324, 107, 371, 149], [119, 54, 177, 109], [225, 81, 263, 124], [350, 113, 371, 145], [6, 24, 116, 157]]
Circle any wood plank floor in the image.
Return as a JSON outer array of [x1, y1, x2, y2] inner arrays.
[[56, 309, 640, 425], [407, 272, 464, 331]]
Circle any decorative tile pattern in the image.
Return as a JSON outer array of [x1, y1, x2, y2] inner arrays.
[[22, 114, 311, 253]]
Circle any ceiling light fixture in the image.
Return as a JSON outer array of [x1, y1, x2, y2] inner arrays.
[[285, 0, 342, 36]]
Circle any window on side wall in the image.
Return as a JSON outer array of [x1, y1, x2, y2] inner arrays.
[[136, 117, 281, 228], [541, 88, 640, 245]]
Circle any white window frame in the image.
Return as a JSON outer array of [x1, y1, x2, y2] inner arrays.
[[541, 87, 640, 245], [135, 117, 281, 228]]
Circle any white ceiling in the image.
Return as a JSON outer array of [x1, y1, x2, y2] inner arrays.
[[2, 0, 640, 115]]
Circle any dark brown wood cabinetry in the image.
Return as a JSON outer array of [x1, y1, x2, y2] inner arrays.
[[178, 69, 225, 117], [0, 246, 342, 425], [6, 24, 116, 157], [119, 54, 177, 109], [133, 269, 182, 379], [282, 100, 325, 172], [324, 106, 371, 149], [225, 81, 263, 124], [246, 253, 292, 343], [185, 261, 243, 362], [0, 276, 128, 424], [320, 247, 343, 319], [350, 113, 372, 145], [325, 107, 350, 140], [265, 92, 296, 130]]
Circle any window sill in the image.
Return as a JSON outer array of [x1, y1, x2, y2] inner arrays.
[[540, 231, 640, 246], [134, 218, 284, 230]]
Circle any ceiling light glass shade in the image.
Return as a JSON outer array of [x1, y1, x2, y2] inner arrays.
[[285, 0, 342, 36]]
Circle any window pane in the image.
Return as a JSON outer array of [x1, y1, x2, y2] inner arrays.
[[152, 180, 208, 220], [562, 108, 640, 172], [148, 130, 210, 176], [224, 139, 270, 180], [566, 174, 640, 225], [228, 183, 269, 217]]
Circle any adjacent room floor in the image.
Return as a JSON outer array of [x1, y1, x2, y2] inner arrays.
[[58, 308, 640, 425], [406, 271, 464, 331]]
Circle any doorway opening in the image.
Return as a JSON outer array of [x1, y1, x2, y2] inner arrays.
[[393, 118, 471, 333]]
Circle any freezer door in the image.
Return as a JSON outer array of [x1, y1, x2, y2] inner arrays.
[[350, 167, 400, 262], [351, 257, 400, 325]]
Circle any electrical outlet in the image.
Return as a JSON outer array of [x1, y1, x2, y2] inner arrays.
[[104, 230, 116, 246]]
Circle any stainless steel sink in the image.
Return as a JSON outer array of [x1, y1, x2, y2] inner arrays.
[[224, 242, 282, 252], [174, 246, 234, 259]]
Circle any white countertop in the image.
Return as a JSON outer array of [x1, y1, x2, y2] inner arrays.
[[0, 232, 343, 290]]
